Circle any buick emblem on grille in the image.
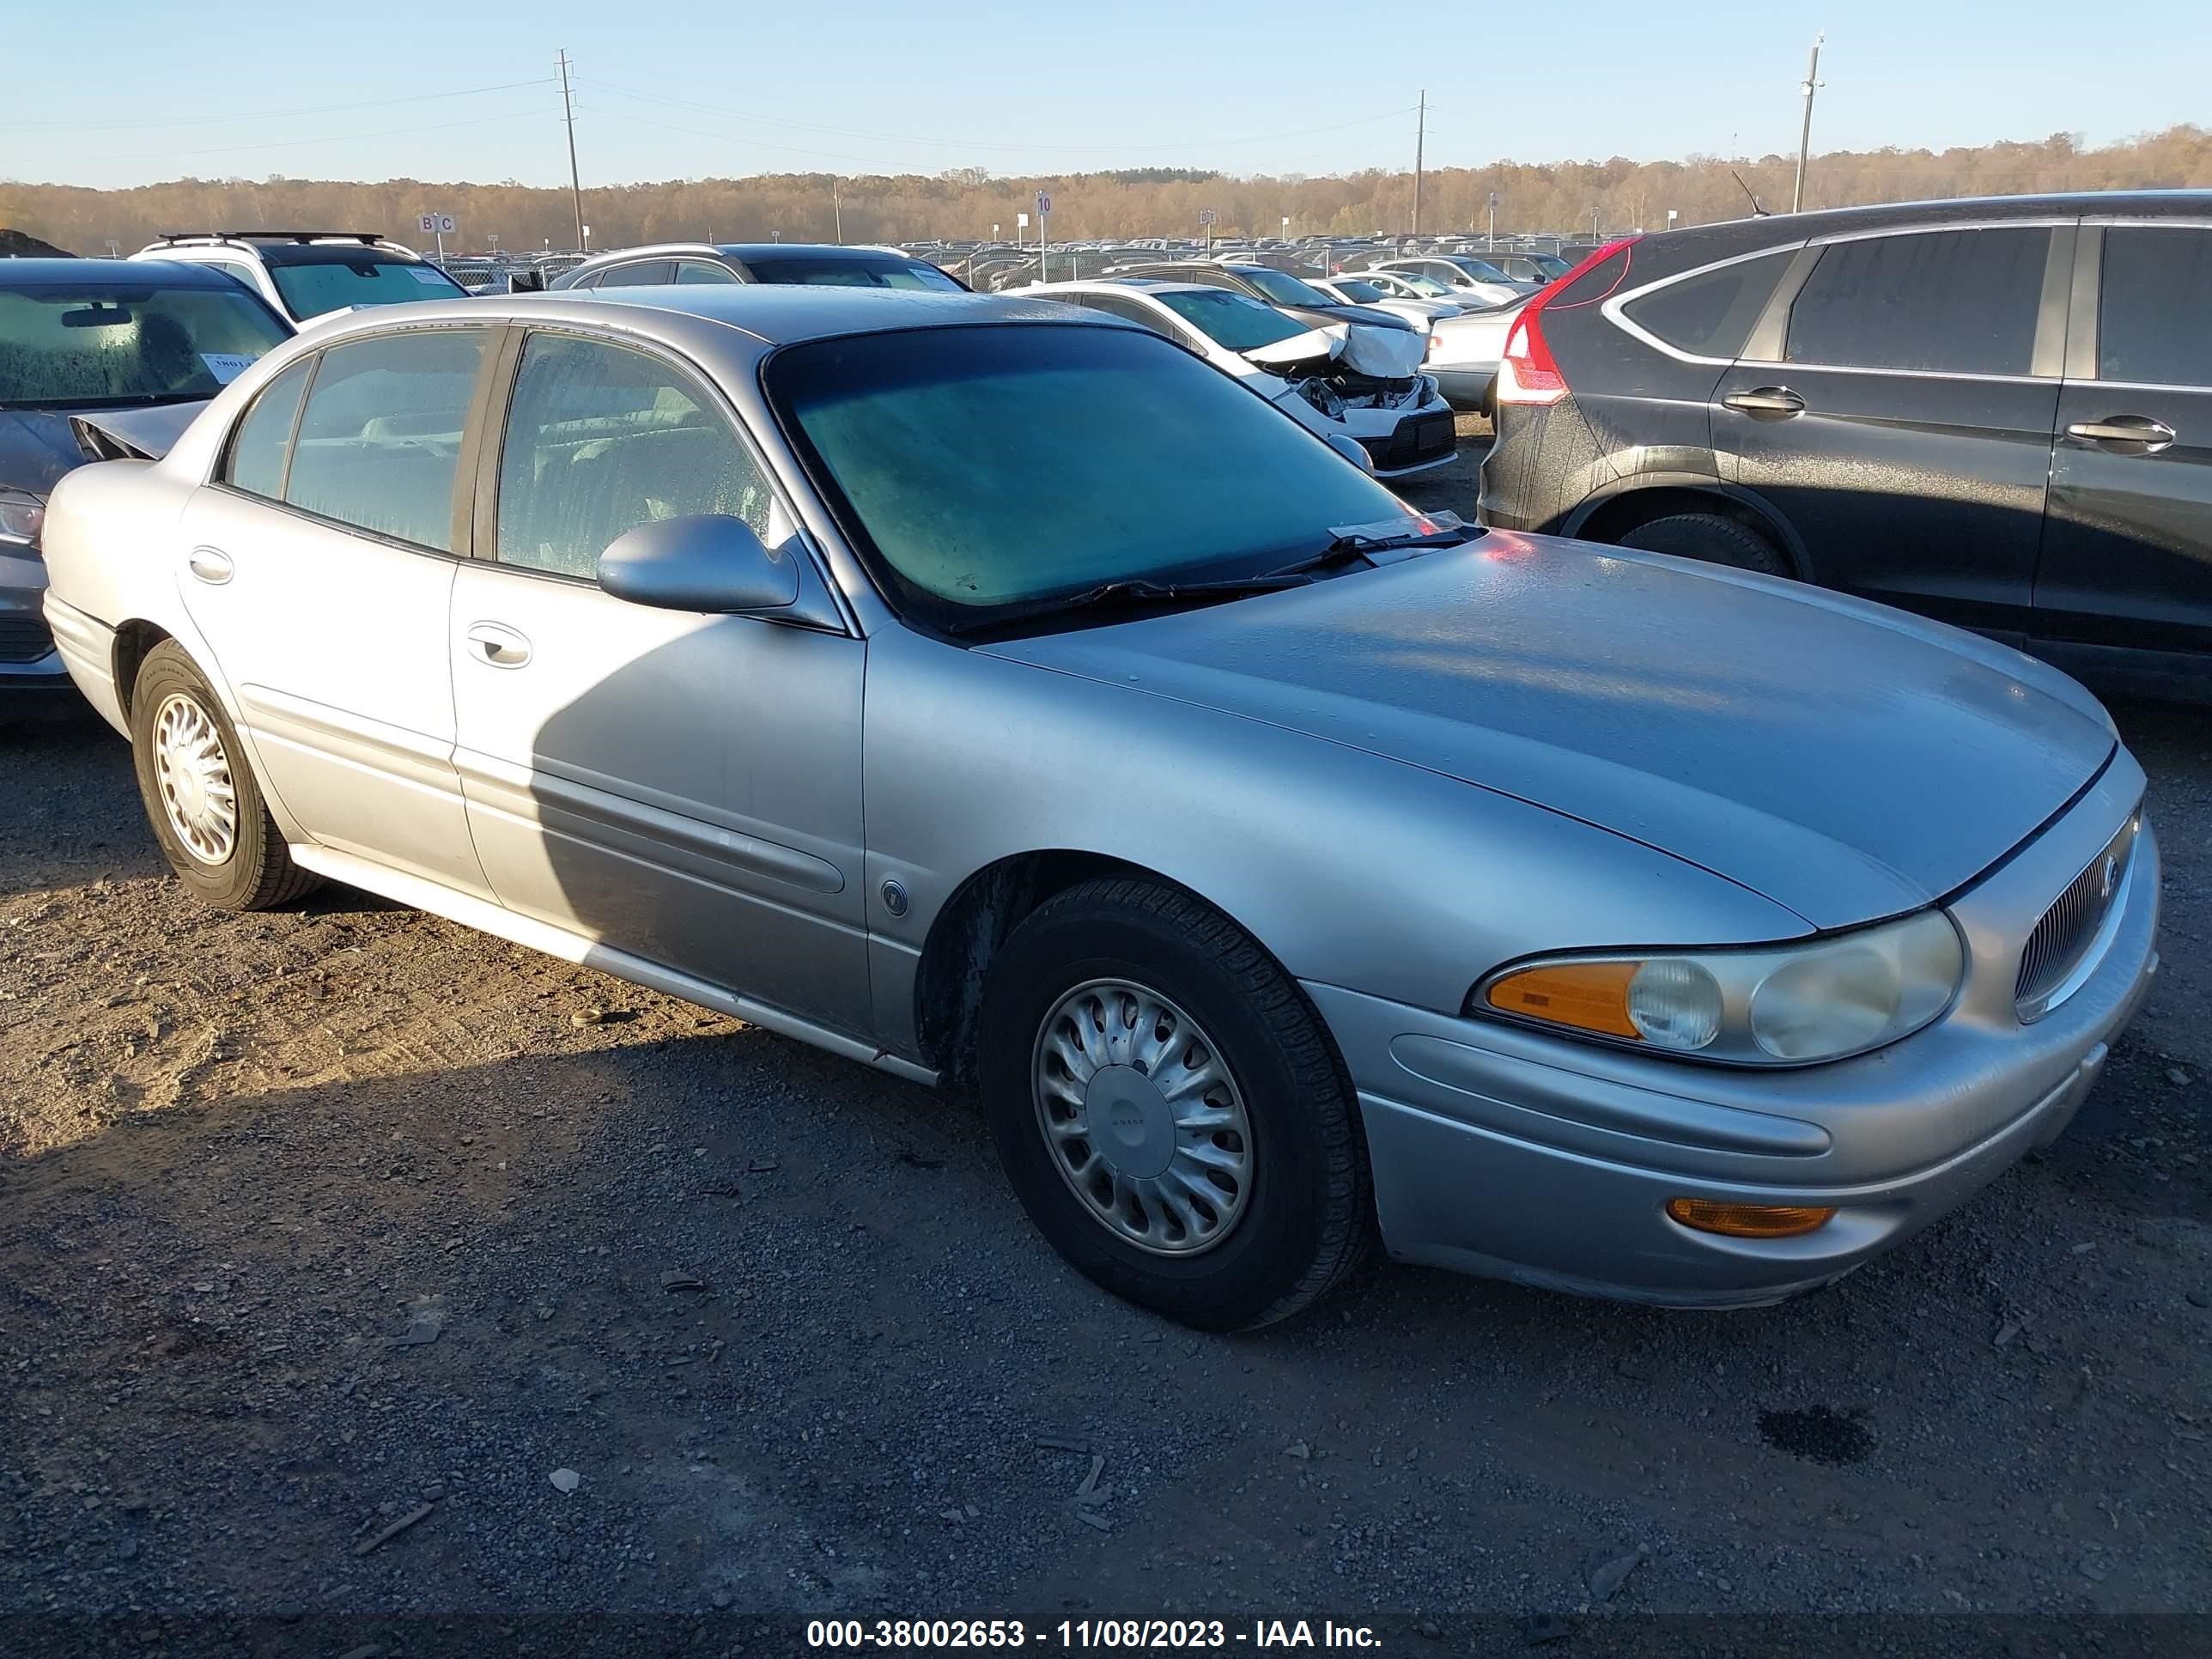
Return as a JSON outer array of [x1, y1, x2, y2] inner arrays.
[[2100, 854, 2120, 900]]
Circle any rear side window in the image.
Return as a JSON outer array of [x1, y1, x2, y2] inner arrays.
[[1620, 249, 1796, 358], [284, 330, 488, 551], [2097, 227, 2212, 387], [1785, 228, 2049, 375], [495, 333, 772, 580], [222, 357, 312, 499]]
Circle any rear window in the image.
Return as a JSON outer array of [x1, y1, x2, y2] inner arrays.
[[744, 256, 963, 291], [1620, 249, 1796, 358], [1784, 228, 2049, 376]]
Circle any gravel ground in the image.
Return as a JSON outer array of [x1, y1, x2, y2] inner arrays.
[[3, 434, 2207, 1652]]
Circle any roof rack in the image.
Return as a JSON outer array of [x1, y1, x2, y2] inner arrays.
[[156, 231, 386, 246]]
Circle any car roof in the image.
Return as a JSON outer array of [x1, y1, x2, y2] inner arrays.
[[307, 286, 1121, 350], [1027, 279, 1218, 298], [0, 257, 258, 289], [1626, 187, 2212, 278]]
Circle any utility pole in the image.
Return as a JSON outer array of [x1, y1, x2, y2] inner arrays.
[[1792, 33, 1825, 214], [833, 178, 842, 244], [1411, 90, 1425, 238], [557, 49, 585, 252]]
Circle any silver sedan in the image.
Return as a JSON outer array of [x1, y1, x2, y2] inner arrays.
[[40, 287, 2159, 1330]]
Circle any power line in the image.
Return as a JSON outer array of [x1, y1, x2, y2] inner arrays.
[[73, 104, 562, 167], [0, 78, 559, 136], [585, 80, 1419, 158]]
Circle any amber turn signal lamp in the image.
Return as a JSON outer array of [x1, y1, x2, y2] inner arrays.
[[1484, 959, 1641, 1038], [1666, 1198, 1837, 1238]]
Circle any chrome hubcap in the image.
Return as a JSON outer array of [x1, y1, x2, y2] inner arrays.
[[1032, 978, 1255, 1257], [151, 693, 237, 866]]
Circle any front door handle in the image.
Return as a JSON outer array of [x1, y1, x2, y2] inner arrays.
[[1722, 386, 1807, 419], [2065, 415, 2177, 453], [185, 546, 234, 585], [464, 622, 532, 668]]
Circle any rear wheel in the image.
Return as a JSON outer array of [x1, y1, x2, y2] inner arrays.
[[1616, 512, 1791, 579], [977, 878, 1372, 1331], [129, 641, 319, 911]]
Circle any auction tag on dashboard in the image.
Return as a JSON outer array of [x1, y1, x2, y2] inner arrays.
[[408, 266, 448, 284], [198, 353, 257, 383]]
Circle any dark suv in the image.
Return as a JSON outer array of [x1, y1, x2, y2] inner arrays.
[[1480, 191, 2212, 696]]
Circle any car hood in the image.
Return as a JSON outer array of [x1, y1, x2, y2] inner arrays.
[[0, 400, 212, 491], [981, 535, 2116, 931]]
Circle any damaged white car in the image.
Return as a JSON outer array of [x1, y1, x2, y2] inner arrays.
[[1025, 279, 1456, 478]]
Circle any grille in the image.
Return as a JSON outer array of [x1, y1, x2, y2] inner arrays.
[[0, 617, 55, 665], [2015, 812, 2139, 1021]]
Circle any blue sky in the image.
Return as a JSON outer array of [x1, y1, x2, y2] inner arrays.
[[8, 0, 2205, 190]]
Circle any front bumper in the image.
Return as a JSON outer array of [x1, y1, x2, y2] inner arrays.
[[3, 549, 75, 710], [1307, 766, 2160, 1308]]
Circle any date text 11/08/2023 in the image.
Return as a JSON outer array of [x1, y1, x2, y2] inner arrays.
[[805, 1620, 1384, 1649]]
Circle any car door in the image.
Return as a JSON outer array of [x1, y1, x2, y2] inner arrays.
[[1711, 223, 2069, 636], [175, 328, 495, 897], [2034, 222, 2212, 668], [447, 326, 872, 1033]]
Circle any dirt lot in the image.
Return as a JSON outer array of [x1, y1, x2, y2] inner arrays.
[[3, 439, 2208, 1652]]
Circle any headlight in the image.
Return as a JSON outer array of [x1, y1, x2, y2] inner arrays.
[[1473, 909, 1964, 1066], [0, 491, 45, 550]]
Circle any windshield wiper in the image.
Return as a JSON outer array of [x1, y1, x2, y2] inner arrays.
[[1271, 513, 1476, 576], [943, 572, 1316, 636]]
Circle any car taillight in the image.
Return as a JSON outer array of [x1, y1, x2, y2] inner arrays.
[[1494, 237, 1640, 410]]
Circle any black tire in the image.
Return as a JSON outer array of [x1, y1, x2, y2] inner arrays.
[[129, 640, 319, 911], [1617, 512, 1792, 578], [977, 878, 1372, 1331]]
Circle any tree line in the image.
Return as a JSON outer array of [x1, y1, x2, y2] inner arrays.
[[7, 127, 2209, 257]]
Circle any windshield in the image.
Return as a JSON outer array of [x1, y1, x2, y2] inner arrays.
[[1331, 280, 1386, 302], [1446, 258, 1512, 283], [744, 255, 965, 291], [1240, 267, 1334, 307], [1151, 289, 1309, 352], [768, 324, 1413, 630], [0, 281, 290, 409], [269, 256, 465, 319]]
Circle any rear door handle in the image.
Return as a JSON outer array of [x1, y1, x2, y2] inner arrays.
[[185, 546, 234, 585], [2065, 416, 2177, 453], [464, 622, 532, 668], [1722, 387, 1807, 419]]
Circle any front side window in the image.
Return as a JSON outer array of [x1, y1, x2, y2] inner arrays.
[[1446, 258, 1513, 283], [1620, 249, 1797, 358], [768, 324, 1413, 628], [0, 280, 290, 409], [2096, 227, 2212, 387], [267, 254, 466, 320], [283, 329, 488, 550], [1785, 228, 2050, 375], [495, 333, 772, 580], [674, 260, 740, 285], [222, 356, 312, 498], [1152, 289, 1309, 353]]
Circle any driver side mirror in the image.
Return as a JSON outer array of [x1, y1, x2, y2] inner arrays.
[[596, 514, 800, 613]]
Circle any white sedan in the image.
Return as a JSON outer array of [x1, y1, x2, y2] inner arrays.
[[1023, 280, 1456, 478], [1309, 276, 1462, 330]]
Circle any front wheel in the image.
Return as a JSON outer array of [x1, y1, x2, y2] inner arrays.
[[129, 640, 319, 911], [977, 878, 1372, 1330]]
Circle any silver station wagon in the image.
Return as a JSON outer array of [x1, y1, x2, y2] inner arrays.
[[41, 287, 2160, 1330]]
